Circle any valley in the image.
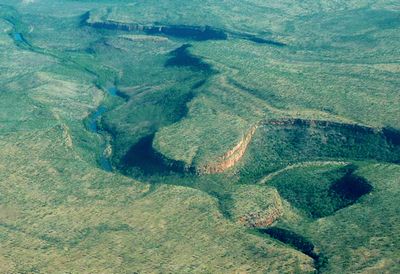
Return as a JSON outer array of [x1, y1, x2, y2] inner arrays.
[[0, 1, 399, 273]]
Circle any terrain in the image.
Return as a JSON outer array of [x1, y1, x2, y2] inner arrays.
[[0, 0, 399, 273]]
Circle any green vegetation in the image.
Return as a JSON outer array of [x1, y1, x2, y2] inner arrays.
[[0, 0, 399, 273], [237, 120, 400, 183], [267, 164, 370, 218], [227, 185, 283, 227]]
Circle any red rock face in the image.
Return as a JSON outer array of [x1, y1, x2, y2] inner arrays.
[[196, 125, 257, 174]]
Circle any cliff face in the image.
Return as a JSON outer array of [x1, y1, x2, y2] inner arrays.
[[85, 17, 288, 46], [196, 125, 257, 174], [149, 116, 398, 175], [192, 118, 394, 175], [84, 15, 227, 41], [87, 21, 146, 32]]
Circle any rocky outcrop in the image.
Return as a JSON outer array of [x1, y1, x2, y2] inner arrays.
[[238, 207, 282, 228], [229, 186, 283, 228], [196, 125, 257, 174]]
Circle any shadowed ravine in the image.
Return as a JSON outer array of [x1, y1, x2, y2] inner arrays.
[[258, 227, 328, 273]]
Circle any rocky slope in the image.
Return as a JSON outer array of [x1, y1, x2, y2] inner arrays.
[[196, 125, 257, 174]]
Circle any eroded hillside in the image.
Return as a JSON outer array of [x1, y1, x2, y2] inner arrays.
[[1, 0, 399, 273]]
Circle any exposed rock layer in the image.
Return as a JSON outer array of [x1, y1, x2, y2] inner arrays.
[[196, 125, 257, 174], [238, 206, 282, 228], [83, 11, 286, 46], [155, 118, 400, 175], [85, 18, 227, 41]]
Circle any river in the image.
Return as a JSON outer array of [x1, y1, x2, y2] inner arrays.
[[88, 86, 121, 172]]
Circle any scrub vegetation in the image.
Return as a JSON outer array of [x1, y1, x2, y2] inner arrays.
[[0, 0, 399, 273]]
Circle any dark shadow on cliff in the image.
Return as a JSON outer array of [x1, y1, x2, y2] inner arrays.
[[146, 24, 227, 41]]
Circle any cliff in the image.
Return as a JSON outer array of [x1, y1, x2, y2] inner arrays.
[[84, 13, 227, 41], [196, 125, 257, 174], [192, 118, 397, 174], [151, 117, 399, 175]]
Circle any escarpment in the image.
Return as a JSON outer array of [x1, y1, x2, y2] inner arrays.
[[152, 118, 400, 175], [194, 118, 380, 175], [84, 13, 227, 41], [142, 125, 258, 175], [83, 11, 287, 45], [145, 121, 257, 175], [196, 125, 257, 174]]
